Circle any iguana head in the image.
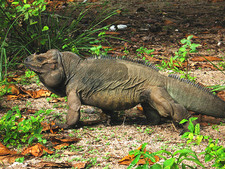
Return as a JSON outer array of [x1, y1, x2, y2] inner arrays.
[[24, 49, 66, 96], [24, 49, 62, 74]]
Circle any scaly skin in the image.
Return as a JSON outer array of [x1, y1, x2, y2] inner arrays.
[[24, 49, 225, 129]]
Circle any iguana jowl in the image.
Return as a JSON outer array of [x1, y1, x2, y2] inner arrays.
[[24, 49, 225, 129]]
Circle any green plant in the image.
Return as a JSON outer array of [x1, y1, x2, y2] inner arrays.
[[200, 139, 225, 168], [174, 35, 199, 78], [129, 117, 225, 168], [180, 117, 208, 145], [218, 61, 225, 69], [150, 148, 205, 169], [0, 80, 12, 97], [122, 46, 130, 58], [128, 143, 158, 169], [160, 35, 199, 81], [128, 143, 204, 169], [0, 47, 7, 81], [136, 47, 155, 62], [0, 106, 52, 146], [136, 47, 154, 57], [181, 117, 225, 168], [20, 70, 40, 85], [24, 70, 36, 78], [15, 157, 25, 163], [208, 85, 225, 92], [89, 44, 112, 56]]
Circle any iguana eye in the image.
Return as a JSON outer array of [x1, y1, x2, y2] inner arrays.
[[37, 57, 45, 62]]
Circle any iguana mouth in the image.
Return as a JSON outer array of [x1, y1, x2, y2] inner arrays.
[[24, 63, 45, 74]]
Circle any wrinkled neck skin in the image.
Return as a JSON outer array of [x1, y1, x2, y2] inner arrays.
[[60, 52, 82, 86]]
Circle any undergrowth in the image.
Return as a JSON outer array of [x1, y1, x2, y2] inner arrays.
[[0, 0, 118, 80], [0, 106, 52, 146], [128, 117, 225, 169]]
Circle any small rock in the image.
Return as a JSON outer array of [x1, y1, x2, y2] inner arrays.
[[109, 25, 116, 31], [117, 24, 128, 30], [109, 24, 127, 31]]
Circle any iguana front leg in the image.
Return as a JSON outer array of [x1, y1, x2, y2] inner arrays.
[[67, 91, 81, 127], [57, 91, 81, 129]]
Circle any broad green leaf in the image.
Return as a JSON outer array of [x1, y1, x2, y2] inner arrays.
[[24, 4, 31, 9], [188, 121, 194, 133], [184, 158, 205, 167], [179, 46, 186, 52], [42, 26, 49, 31], [194, 123, 200, 135], [12, 2, 19, 5], [180, 39, 187, 44], [179, 119, 188, 124], [150, 164, 162, 169], [187, 35, 193, 40], [163, 158, 176, 168], [127, 154, 141, 169]]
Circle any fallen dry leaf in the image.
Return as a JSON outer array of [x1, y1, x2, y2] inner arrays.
[[7, 84, 20, 95], [51, 135, 81, 149], [21, 143, 54, 157], [208, 0, 225, 2], [7, 94, 21, 100], [0, 154, 24, 164], [51, 136, 81, 145], [20, 108, 37, 114], [20, 87, 51, 98], [30, 161, 72, 168], [41, 121, 62, 134], [0, 84, 20, 96], [217, 91, 225, 101], [118, 145, 159, 166], [185, 34, 199, 39], [0, 142, 17, 155], [137, 105, 143, 111], [41, 122, 52, 132], [0, 142, 22, 164], [197, 115, 224, 124], [164, 20, 174, 25], [53, 143, 69, 150], [190, 56, 223, 62], [192, 62, 219, 70], [73, 162, 88, 169], [190, 111, 224, 125], [105, 31, 120, 35], [4, 84, 51, 100]]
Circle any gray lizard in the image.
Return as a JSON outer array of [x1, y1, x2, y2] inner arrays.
[[24, 49, 225, 129]]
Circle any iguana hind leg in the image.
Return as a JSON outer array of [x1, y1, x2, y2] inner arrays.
[[142, 87, 191, 127], [141, 103, 161, 124]]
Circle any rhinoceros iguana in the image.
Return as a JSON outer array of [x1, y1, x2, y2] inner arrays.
[[24, 49, 225, 129]]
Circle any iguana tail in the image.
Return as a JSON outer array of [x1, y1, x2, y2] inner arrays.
[[166, 75, 225, 118]]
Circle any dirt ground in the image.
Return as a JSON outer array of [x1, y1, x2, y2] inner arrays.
[[1, 0, 225, 168]]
